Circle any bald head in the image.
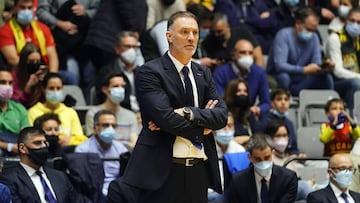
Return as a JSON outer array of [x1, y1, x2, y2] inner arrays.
[[329, 153, 353, 169]]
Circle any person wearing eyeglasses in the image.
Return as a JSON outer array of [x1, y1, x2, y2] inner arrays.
[[0, 127, 82, 202], [307, 153, 360, 203], [76, 109, 128, 197]]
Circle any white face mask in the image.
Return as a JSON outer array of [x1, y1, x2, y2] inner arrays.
[[236, 56, 253, 72], [120, 48, 136, 64], [338, 5, 350, 18], [272, 137, 288, 153]]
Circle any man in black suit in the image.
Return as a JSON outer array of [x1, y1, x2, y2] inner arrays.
[[0, 127, 81, 203], [307, 153, 360, 203], [118, 11, 228, 203], [225, 134, 298, 203]]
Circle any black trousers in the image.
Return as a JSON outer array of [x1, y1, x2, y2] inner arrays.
[[140, 162, 208, 203]]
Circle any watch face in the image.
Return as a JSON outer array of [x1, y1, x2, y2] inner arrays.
[[184, 107, 191, 114]]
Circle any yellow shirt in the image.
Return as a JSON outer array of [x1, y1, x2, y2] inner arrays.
[[28, 102, 87, 146]]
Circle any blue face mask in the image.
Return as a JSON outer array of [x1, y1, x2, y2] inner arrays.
[[199, 29, 210, 40], [346, 22, 360, 38], [332, 169, 353, 189], [45, 90, 64, 104], [109, 87, 125, 104], [216, 130, 235, 144], [298, 29, 313, 42], [284, 0, 299, 7], [254, 161, 273, 177], [272, 110, 289, 118], [17, 9, 33, 25], [99, 127, 117, 143]]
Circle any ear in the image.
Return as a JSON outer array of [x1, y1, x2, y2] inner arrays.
[[18, 143, 27, 154], [166, 31, 172, 44], [102, 86, 109, 95], [114, 45, 121, 55]]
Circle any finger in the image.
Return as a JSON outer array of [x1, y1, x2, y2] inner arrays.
[[209, 100, 218, 109], [205, 100, 213, 109]]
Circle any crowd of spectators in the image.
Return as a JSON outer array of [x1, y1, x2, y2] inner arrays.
[[1, 0, 360, 202]]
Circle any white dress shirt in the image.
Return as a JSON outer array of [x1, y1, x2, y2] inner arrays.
[[330, 182, 355, 203]]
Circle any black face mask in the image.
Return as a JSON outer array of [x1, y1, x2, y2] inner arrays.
[[234, 95, 250, 109], [26, 146, 49, 166], [45, 135, 59, 156], [27, 62, 41, 75], [212, 34, 226, 45]]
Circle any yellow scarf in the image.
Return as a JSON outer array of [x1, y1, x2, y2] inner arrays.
[[9, 18, 47, 57]]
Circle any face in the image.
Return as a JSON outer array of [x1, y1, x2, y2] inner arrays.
[[114, 36, 139, 55], [232, 40, 254, 61], [45, 77, 63, 92], [102, 76, 126, 95], [211, 20, 231, 39], [0, 71, 13, 87], [329, 155, 354, 178], [347, 11, 360, 25], [327, 101, 345, 118], [15, 0, 33, 14], [296, 15, 319, 34], [272, 126, 289, 142], [42, 120, 60, 136], [166, 16, 199, 61], [249, 146, 273, 164], [220, 115, 234, 131], [271, 94, 290, 113], [236, 82, 248, 96], [19, 134, 47, 155], [340, 0, 353, 7], [95, 114, 118, 134]]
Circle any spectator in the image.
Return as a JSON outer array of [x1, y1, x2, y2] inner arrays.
[[320, 98, 360, 156], [215, 0, 278, 54], [28, 72, 87, 147], [202, 12, 264, 67], [0, 65, 29, 156], [12, 43, 47, 108], [223, 79, 258, 146], [272, 0, 305, 31], [0, 0, 13, 27], [307, 153, 360, 202], [97, 31, 140, 111], [265, 120, 314, 201], [146, 0, 186, 30], [225, 134, 298, 203], [84, 0, 147, 71], [214, 39, 271, 116], [0, 127, 82, 202], [184, 0, 214, 11], [76, 110, 128, 196], [328, 0, 355, 32], [86, 72, 139, 149], [267, 7, 334, 96], [325, 7, 360, 110], [33, 113, 62, 158], [256, 88, 300, 155]]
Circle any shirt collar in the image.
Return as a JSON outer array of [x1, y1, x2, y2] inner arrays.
[[20, 161, 44, 177], [330, 181, 351, 197], [254, 167, 272, 183], [167, 52, 192, 74]]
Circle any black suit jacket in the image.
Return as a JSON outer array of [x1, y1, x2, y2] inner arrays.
[[0, 163, 81, 203], [225, 165, 298, 203], [122, 53, 228, 193], [307, 184, 360, 203]]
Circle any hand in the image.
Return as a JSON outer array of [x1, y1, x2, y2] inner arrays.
[[72, 4, 86, 16], [57, 20, 78, 34], [321, 8, 335, 20], [203, 100, 219, 135], [249, 106, 261, 118], [58, 135, 72, 147], [321, 59, 335, 72], [200, 57, 218, 68], [260, 11, 270, 19], [342, 111, 355, 124], [303, 64, 322, 75], [148, 121, 160, 131]]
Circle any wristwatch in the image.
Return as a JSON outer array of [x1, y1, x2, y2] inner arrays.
[[183, 107, 192, 120]]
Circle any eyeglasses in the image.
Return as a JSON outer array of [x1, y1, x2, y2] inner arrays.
[[96, 123, 119, 128], [330, 167, 357, 174]]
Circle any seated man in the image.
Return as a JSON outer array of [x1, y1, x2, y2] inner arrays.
[[214, 39, 271, 117], [307, 153, 360, 202], [0, 127, 81, 202], [86, 72, 139, 148], [0, 65, 29, 156], [76, 110, 128, 196], [267, 7, 334, 96], [225, 134, 298, 203]]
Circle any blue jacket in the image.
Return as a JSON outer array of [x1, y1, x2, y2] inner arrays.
[[214, 62, 271, 113]]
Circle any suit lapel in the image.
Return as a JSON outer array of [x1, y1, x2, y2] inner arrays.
[[191, 62, 205, 107], [17, 165, 41, 202], [324, 185, 338, 203], [248, 167, 258, 203], [44, 168, 62, 202]]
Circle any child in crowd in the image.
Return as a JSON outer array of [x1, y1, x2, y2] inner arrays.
[[256, 88, 300, 155], [320, 98, 360, 156]]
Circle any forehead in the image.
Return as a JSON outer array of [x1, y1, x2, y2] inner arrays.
[[109, 76, 125, 85], [46, 77, 62, 86], [120, 36, 138, 45], [172, 17, 198, 30], [235, 40, 253, 50], [349, 11, 360, 20], [0, 71, 13, 80], [238, 82, 247, 90], [251, 146, 272, 157], [329, 101, 344, 108], [331, 156, 353, 167], [303, 15, 319, 26], [27, 133, 46, 142], [274, 94, 288, 99], [99, 114, 116, 122], [43, 119, 59, 126], [17, 0, 33, 7]]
